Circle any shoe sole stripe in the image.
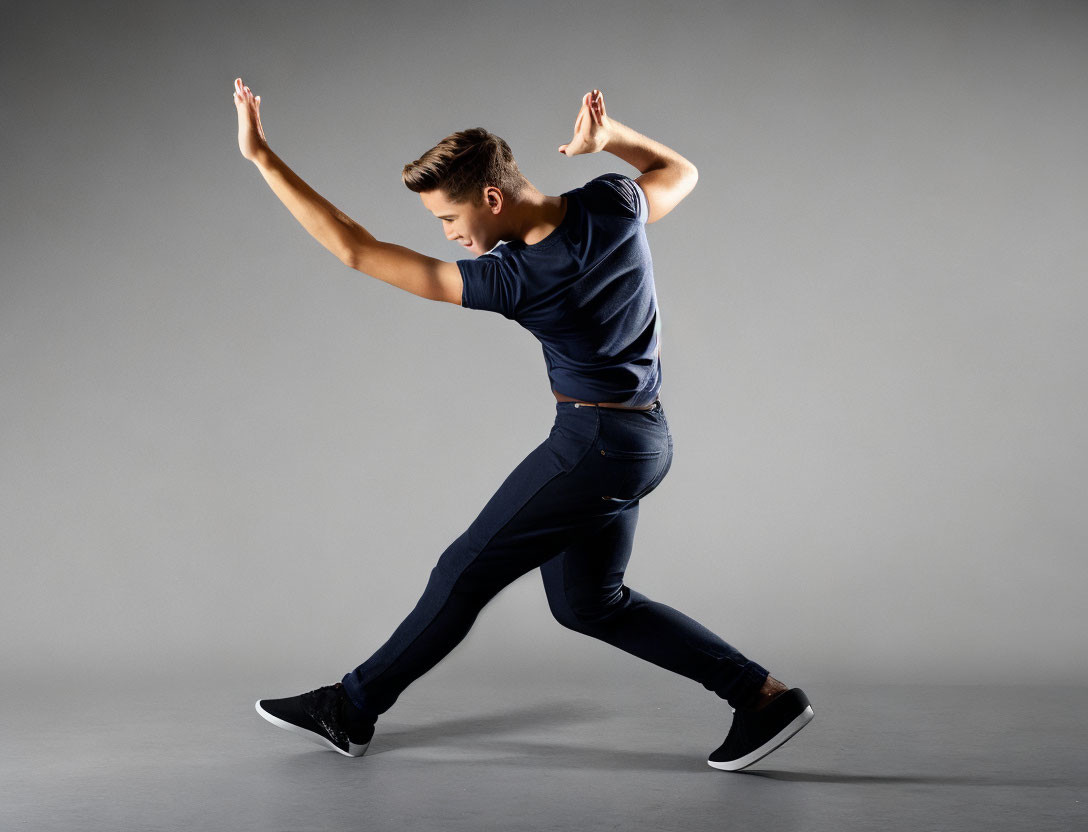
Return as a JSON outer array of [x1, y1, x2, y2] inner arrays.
[[254, 700, 370, 758], [707, 705, 814, 772]]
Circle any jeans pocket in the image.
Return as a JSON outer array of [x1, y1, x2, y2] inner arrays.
[[596, 447, 667, 502], [600, 447, 664, 460]]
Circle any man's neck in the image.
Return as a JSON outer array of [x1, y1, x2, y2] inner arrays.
[[507, 188, 567, 246]]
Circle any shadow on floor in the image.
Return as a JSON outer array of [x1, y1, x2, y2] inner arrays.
[[354, 698, 707, 772], [745, 769, 1085, 788], [372, 697, 610, 747]]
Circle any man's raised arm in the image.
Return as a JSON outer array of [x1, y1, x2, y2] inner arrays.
[[233, 78, 462, 305], [559, 89, 698, 223]]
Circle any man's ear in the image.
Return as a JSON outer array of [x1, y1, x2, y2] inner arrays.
[[485, 186, 503, 213]]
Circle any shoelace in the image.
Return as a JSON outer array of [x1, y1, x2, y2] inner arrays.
[[302, 684, 349, 737]]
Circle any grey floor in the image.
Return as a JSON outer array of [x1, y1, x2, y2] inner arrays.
[[3, 665, 1085, 832]]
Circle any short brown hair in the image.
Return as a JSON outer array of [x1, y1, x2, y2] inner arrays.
[[402, 128, 527, 205]]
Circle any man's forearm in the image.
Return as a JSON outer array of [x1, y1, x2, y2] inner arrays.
[[252, 147, 375, 264], [602, 119, 697, 175]]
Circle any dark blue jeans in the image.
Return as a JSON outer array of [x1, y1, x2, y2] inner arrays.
[[342, 399, 769, 724]]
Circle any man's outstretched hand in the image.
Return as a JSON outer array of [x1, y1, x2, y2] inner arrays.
[[559, 89, 611, 156], [233, 77, 269, 162]]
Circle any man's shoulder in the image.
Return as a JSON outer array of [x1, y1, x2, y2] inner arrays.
[[480, 242, 519, 262], [573, 173, 648, 223], [465, 242, 531, 275]]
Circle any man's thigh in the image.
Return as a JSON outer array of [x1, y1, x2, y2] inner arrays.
[[540, 500, 640, 618], [451, 427, 632, 595]]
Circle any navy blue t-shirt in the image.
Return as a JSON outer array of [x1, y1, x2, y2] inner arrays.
[[457, 173, 662, 407]]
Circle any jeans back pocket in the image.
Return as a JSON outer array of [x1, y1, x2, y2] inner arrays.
[[600, 447, 664, 460]]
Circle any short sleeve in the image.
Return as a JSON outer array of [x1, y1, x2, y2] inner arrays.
[[580, 173, 649, 223], [457, 252, 521, 320]]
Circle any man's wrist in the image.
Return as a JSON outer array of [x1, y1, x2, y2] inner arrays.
[[252, 144, 275, 169], [600, 119, 627, 155]]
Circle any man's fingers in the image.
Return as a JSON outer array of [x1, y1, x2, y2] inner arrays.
[[579, 91, 592, 116], [582, 88, 603, 126]]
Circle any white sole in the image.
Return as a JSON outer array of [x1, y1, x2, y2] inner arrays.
[[707, 704, 814, 771], [255, 700, 370, 757]]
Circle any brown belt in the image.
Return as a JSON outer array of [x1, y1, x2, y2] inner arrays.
[[553, 390, 659, 411]]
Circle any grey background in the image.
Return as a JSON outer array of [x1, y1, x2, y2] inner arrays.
[[2, 0, 1086, 704]]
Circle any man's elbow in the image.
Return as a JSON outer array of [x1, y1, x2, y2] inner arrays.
[[341, 238, 387, 280], [683, 161, 698, 193], [673, 162, 699, 209], [341, 226, 380, 271], [668, 160, 699, 205], [642, 162, 699, 223]]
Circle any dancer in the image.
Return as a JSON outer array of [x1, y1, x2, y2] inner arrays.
[[232, 77, 813, 770]]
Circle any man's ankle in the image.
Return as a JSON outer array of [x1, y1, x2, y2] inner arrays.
[[750, 675, 789, 711]]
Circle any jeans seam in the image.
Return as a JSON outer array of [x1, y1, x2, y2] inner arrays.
[[351, 413, 602, 703], [562, 408, 602, 475], [352, 463, 570, 702]]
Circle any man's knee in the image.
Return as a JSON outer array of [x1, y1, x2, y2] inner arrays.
[[548, 585, 629, 631]]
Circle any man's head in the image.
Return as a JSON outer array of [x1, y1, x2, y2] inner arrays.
[[404, 128, 528, 256]]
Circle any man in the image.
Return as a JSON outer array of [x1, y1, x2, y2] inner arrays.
[[233, 77, 813, 770]]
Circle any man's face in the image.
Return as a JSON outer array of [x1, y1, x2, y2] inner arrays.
[[420, 187, 502, 257]]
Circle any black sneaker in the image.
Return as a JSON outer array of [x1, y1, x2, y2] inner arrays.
[[255, 681, 374, 757], [707, 687, 814, 771]]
